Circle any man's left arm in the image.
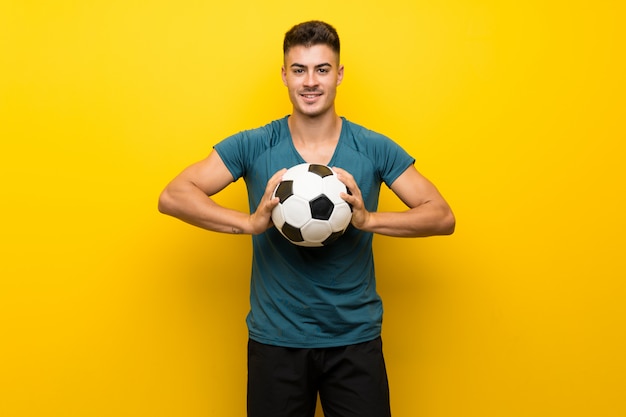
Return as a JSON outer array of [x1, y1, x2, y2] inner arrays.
[[335, 165, 455, 237]]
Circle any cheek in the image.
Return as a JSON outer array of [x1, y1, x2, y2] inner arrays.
[[288, 83, 299, 96], [326, 80, 339, 94], [285, 78, 299, 91]]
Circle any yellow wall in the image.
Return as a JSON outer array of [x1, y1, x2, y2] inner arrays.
[[1, 1, 625, 416]]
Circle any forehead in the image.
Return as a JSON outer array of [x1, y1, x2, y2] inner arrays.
[[284, 44, 339, 66]]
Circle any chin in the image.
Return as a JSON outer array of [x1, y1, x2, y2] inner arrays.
[[296, 105, 330, 118], [300, 110, 324, 118]]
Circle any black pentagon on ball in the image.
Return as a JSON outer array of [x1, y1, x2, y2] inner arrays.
[[274, 180, 294, 203], [281, 223, 304, 242], [309, 195, 334, 220], [308, 164, 334, 178]]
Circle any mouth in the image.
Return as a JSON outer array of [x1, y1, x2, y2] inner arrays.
[[299, 92, 322, 103]]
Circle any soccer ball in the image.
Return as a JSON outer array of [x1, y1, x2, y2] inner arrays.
[[271, 163, 352, 247]]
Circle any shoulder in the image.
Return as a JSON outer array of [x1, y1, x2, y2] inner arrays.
[[339, 117, 415, 185], [341, 118, 404, 152], [213, 116, 290, 178], [215, 116, 289, 153], [342, 118, 384, 139], [232, 116, 289, 143]]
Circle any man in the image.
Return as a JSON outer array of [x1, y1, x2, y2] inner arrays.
[[159, 20, 455, 417]]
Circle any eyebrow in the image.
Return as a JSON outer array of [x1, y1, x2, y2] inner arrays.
[[290, 62, 333, 69]]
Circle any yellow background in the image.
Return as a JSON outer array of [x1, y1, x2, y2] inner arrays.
[[1, 1, 625, 416]]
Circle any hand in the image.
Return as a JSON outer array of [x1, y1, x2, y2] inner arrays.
[[332, 167, 371, 231], [248, 168, 287, 234]]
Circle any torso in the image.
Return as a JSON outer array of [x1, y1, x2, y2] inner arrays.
[[213, 116, 416, 348]]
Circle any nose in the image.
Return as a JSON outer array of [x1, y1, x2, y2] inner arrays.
[[303, 71, 318, 88]]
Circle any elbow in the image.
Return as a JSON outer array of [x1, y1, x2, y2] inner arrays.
[[157, 189, 175, 216], [437, 209, 456, 236], [442, 210, 456, 235]]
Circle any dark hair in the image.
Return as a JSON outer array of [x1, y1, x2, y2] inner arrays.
[[283, 20, 340, 58]]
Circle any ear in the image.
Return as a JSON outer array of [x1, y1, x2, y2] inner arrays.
[[281, 66, 288, 86], [336, 64, 344, 86]]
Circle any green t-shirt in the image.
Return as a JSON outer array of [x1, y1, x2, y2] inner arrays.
[[214, 116, 414, 348]]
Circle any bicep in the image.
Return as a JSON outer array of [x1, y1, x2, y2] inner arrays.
[[172, 150, 235, 196], [389, 164, 448, 209]]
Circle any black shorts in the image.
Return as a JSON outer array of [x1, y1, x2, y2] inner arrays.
[[247, 337, 391, 417]]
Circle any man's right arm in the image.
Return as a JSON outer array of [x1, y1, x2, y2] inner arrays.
[[158, 150, 285, 235]]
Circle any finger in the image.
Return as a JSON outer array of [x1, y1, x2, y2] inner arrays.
[[336, 171, 361, 197], [341, 192, 362, 211], [332, 167, 354, 189], [264, 168, 287, 195], [268, 168, 286, 186], [261, 168, 287, 210], [271, 167, 288, 181], [331, 166, 349, 180]]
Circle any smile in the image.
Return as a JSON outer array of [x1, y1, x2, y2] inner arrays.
[[299, 92, 322, 103]]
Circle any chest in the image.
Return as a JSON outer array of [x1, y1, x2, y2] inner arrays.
[[293, 141, 338, 166]]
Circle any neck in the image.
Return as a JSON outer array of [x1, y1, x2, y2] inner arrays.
[[287, 110, 342, 165], [288, 110, 341, 143]]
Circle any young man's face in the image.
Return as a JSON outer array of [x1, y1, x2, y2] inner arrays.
[[282, 44, 344, 119]]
